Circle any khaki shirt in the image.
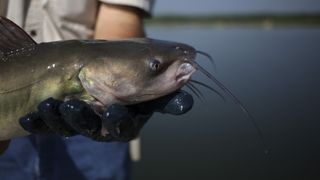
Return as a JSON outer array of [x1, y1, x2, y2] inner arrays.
[[0, 0, 154, 161], [1, 0, 154, 42]]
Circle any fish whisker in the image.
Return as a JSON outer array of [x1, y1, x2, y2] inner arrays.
[[193, 61, 270, 154], [189, 79, 226, 102], [187, 82, 205, 100], [185, 84, 202, 101], [196, 50, 216, 72], [186, 82, 205, 101]]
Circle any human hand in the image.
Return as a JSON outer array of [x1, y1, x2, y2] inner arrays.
[[19, 90, 193, 142]]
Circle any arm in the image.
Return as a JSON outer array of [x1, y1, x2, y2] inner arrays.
[[94, 3, 146, 39]]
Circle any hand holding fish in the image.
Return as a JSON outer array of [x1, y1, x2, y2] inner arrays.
[[19, 90, 193, 142]]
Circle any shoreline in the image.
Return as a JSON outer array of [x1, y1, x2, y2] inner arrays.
[[146, 14, 320, 26]]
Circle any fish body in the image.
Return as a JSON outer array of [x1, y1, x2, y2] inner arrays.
[[0, 40, 89, 138], [0, 17, 197, 139]]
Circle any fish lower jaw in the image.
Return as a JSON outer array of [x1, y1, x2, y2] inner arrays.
[[176, 75, 192, 84]]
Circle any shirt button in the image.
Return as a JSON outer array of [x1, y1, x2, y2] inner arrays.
[[30, 30, 37, 37]]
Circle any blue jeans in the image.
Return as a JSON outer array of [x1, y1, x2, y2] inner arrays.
[[0, 134, 131, 180]]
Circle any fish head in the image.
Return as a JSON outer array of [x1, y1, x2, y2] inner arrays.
[[79, 38, 197, 106]]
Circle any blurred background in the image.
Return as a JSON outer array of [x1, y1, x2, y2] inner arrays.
[[133, 1, 320, 180]]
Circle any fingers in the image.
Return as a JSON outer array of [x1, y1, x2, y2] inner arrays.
[[101, 104, 128, 139], [19, 112, 51, 134], [19, 90, 194, 142], [158, 90, 194, 115], [58, 99, 112, 141], [99, 90, 194, 142], [134, 90, 194, 115], [102, 104, 151, 141], [37, 98, 77, 137], [20, 98, 113, 141]]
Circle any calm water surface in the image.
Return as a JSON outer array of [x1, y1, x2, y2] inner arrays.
[[133, 25, 320, 180]]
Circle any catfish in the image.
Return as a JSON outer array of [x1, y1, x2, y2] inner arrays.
[[0, 17, 196, 140], [0, 17, 270, 154]]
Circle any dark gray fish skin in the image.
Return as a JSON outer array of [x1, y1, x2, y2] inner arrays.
[[0, 17, 197, 140]]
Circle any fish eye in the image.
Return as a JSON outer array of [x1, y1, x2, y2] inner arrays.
[[149, 59, 161, 71]]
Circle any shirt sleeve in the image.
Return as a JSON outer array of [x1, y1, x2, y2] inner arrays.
[[99, 0, 155, 16]]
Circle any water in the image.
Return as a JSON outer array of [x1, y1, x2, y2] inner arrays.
[[133, 25, 320, 180]]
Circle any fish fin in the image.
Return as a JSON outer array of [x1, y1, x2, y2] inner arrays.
[[0, 16, 37, 58]]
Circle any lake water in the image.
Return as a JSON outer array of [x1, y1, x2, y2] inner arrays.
[[133, 25, 320, 180]]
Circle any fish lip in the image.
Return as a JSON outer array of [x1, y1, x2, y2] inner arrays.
[[175, 62, 196, 83]]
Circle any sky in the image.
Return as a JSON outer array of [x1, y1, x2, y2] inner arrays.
[[154, 0, 320, 15]]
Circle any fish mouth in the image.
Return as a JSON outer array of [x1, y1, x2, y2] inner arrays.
[[175, 62, 196, 83]]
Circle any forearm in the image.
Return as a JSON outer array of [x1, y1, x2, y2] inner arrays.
[[94, 3, 146, 39]]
